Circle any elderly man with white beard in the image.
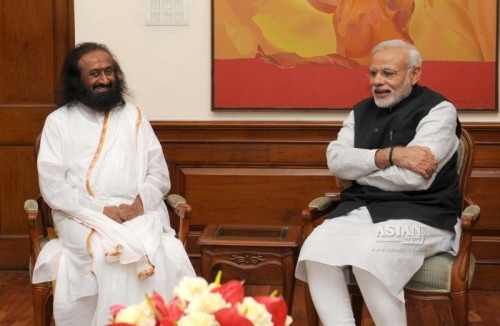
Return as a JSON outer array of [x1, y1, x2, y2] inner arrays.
[[295, 39, 462, 326]]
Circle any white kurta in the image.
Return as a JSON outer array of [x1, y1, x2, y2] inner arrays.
[[296, 101, 461, 301], [33, 102, 195, 325]]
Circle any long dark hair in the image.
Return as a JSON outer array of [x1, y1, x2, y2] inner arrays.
[[56, 42, 129, 108]]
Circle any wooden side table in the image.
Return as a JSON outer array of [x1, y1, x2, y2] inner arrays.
[[198, 223, 303, 312]]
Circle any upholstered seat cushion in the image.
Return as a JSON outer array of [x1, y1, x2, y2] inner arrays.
[[405, 253, 475, 292]]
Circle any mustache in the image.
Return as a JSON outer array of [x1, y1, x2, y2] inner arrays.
[[372, 86, 393, 92], [93, 82, 112, 90], [76, 79, 124, 112]]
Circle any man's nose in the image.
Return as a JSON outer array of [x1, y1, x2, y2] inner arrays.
[[370, 73, 385, 85], [97, 72, 110, 83]]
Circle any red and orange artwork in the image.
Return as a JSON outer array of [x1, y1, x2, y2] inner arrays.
[[212, 0, 498, 110]]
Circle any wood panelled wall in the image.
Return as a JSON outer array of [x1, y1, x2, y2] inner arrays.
[[0, 0, 74, 269]]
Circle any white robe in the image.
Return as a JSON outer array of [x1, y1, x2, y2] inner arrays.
[[33, 102, 195, 325]]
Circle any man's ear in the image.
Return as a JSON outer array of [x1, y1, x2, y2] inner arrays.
[[411, 66, 422, 85]]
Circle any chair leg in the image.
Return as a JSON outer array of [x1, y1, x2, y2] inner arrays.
[[32, 283, 52, 326], [45, 294, 54, 326], [450, 292, 469, 326], [305, 285, 320, 326], [350, 291, 364, 326]]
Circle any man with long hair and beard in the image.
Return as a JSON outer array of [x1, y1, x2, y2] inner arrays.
[[56, 42, 128, 112], [32, 42, 195, 325]]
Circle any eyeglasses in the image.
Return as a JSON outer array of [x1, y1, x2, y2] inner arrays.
[[367, 66, 414, 80]]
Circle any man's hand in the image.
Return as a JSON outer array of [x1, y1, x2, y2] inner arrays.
[[103, 206, 123, 224], [336, 178, 353, 191], [392, 146, 437, 179], [117, 196, 144, 222]]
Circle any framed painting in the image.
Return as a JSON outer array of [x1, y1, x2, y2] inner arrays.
[[212, 0, 499, 111]]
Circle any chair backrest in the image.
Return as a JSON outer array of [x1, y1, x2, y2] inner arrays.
[[457, 128, 474, 209]]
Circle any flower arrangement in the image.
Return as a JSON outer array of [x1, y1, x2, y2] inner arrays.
[[108, 271, 293, 326]]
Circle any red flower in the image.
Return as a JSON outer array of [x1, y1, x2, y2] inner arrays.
[[254, 295, 289, 326], [211, 279, 245, 305], [214, 306, 253, 326], [149, 292, 166, 315], [109, 304, 127, 318], [108, 273, 293, 326], [150, 293, 185, 325]]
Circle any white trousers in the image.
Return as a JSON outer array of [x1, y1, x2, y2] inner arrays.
[[305, 261, 406, 326], [296, 207, 457, 326]]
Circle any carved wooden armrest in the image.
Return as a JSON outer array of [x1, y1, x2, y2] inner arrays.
[[301, 194, 340, 236], [451, 204, 481, 290], [460, 204, 480, 232], [165, 193, 186, 208], [25, 199, 42, 269], [165, 194, 191, 247], [166, 193, 190, 216]]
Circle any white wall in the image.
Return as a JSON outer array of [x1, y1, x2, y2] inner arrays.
[[75, 0, 499, 122]]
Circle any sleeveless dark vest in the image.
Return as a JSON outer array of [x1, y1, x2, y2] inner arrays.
[[328, 85, 461, 232]]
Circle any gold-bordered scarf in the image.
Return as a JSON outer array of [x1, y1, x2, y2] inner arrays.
[[86, 106, 142, 257]]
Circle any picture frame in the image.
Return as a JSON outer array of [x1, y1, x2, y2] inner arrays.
[[211, 0, 498, 111]]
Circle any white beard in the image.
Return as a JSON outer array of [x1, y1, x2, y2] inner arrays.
[[373, 76, 413, 108]]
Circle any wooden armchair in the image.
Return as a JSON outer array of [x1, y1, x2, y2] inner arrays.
[[301, 128, 480, 326], [25, 194, 191, 326], [25, 135, 193, 326]]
